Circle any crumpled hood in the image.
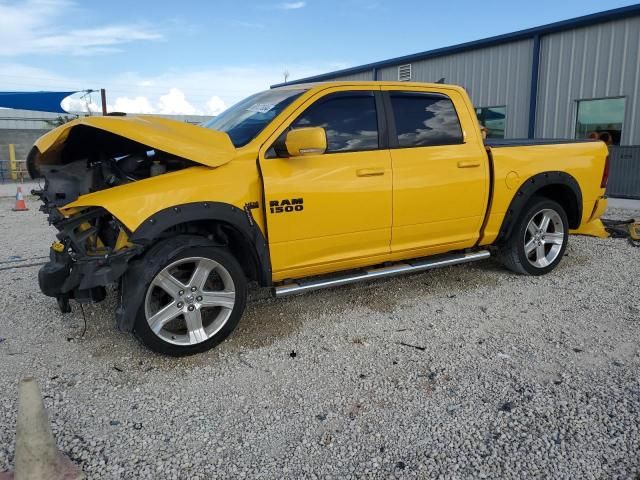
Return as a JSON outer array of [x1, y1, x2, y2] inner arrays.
[[34, 115, 235, 168]]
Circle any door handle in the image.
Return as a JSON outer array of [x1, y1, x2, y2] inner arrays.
[[457, 161, 481, 168], [356, 168, 385, 177]]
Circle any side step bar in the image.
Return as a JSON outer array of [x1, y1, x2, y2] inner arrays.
[[274, 250, 491, 297]]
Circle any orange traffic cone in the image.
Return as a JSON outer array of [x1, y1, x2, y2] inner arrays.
[[12, 186, 29, 211]]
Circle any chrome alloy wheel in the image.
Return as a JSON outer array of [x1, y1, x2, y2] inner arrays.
[[523, 209, 565, 268], [144, 257, 236, 346]]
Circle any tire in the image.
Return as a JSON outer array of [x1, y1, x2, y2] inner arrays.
[[498, 196, 569, 276], [132, 238, 247, 356]]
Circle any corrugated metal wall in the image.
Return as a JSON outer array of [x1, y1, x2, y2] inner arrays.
[[607, 146, 640, 199], [329, 40, 534, 138], [536, 16, 640, 144], [298, 14, 640, 197], [322, 70, 374, 81]]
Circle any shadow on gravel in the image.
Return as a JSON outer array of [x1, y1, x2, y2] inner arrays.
[[33, 258, 506, 372], [231, 260, 505, 349]]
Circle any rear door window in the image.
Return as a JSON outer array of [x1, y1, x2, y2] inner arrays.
[[389, 93, 463, 147]]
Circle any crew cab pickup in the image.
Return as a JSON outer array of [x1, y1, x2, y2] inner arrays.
[[30, 81, 609, 356]]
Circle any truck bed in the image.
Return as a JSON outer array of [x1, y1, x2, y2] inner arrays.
[[480, 138, 609, 246]]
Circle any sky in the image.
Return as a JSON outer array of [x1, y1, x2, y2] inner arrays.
[[0, 0, 637, 115]]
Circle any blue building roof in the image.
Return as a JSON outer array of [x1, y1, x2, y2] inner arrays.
[[0, 91, 80, 114], [271, 4, 640, 88]]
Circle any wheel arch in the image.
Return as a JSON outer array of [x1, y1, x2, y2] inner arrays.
[[496, 171, 582, 244], [130, 202, 271, 287]]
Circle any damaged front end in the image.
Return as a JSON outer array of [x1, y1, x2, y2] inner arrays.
[[37, 206, 143, 312], [30, 116, 236, 313], [30, 124, 200, 212], [31, 128, 193, 311], [27, 116, 235, 311]]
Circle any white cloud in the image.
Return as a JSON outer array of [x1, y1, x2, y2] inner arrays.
[[32, 26, 162, 56], [277, 1, 306, 9], [111, 96, 155, 114], [99, 64, 345, 114], [231, 20, 265, 28], [0, 0, 162, 56], [206, 96, 226, 116], [157, 88, 198, 115], [0, 61, 350, 115]]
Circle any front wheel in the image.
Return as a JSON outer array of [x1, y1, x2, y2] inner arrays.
[[133, 240, 247, 356], [498, 197, 569, 275]]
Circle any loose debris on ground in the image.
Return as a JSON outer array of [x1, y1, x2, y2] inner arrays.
[[0, 199, 639, 478]]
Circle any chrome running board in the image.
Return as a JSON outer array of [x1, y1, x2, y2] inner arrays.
[[274, 250, 491, 297]]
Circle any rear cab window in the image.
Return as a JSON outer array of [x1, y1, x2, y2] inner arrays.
[[388, 92, 464, 148]]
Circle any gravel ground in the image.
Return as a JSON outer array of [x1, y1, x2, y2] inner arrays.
[[0, 197, 639, 479]]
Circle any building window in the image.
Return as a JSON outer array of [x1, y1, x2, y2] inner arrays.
[[292, 92, 378, 152], [475, 106, 506, 139], [389, 92, 463, 148], [575, 97, 625, 145], [398, 64, 412, 82]]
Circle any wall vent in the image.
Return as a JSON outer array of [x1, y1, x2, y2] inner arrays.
[[398, 64, 412, 81]]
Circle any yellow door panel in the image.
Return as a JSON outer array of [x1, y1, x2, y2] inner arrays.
[[259, 87, 392, 277], [270, 228, 391, 281], [385, 87, 489, 252], [391, 143, 488, 250], [262, 150, 392, 274]]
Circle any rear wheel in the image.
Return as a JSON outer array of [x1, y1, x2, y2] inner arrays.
[[133, 242, 247, 356], [498, 197, 569, 275]]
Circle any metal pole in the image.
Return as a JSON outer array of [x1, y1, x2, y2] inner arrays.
[[100, 89, 107, 116], [527, 35, 541, 139], [9, 144, 16, 181]]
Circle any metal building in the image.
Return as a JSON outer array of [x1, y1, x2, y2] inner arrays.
[[273, 5, 640, 198]]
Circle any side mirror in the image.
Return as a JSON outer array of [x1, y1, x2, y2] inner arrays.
[[285, 127, 327, 157]]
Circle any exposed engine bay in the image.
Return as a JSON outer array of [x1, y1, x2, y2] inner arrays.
[[30, 125, 198, 312], [30, 126, 197, 215], [27, 113, 242, 331]]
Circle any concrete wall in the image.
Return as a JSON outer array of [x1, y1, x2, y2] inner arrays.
[[0, 110, 214, 130], [0, 129, 48, 160], [536, 16, 640, 145], [0, 109, 62, 130]]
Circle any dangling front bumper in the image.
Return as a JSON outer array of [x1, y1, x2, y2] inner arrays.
[[38, 241, 142, 311]]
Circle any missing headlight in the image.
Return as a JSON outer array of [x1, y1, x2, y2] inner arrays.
[[54, 207, 130, 257]]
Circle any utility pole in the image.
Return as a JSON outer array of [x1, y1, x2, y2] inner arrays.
[[100, 89, 107, 115]]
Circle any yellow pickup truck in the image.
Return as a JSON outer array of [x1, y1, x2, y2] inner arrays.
[[30, 81, 609, 355]]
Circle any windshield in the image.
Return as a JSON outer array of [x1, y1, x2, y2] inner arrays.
[[202, 88, 306, 147]]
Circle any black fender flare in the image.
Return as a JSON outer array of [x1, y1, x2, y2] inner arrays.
[[495, 171, 582, 244], [129, 201, 271, 286]]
